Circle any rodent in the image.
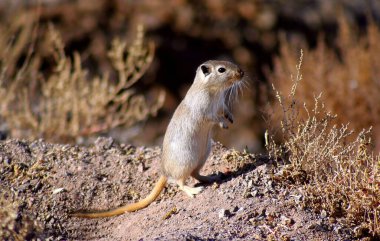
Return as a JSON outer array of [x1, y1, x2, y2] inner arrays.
[[71, 60, 245, 218]]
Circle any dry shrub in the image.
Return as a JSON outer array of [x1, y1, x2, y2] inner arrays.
[[0, 18, 164, 142], [13, 0, 276, 67], [2, 1, 374, 70], [266, 51, 380, 237], [266, 14, 380, 150]]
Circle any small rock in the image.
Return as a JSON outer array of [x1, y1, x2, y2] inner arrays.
[[62, 145, 70, 152], [251, 190, 258, 197], [320, 209, 327, 218], [249, 218, 257, 225], [138, 163, 145, 172], [33, 181, 43, 192], [281, 235, 291, 241], [48, 217, 55, 225], [3, 157, 11, 165], [280, 215, 294, 226], [232, 206, 244, 213], [94, 137, 114, 151], [218, 209, 232, 219], [258, 207, 266, 216], [308, 223, 317, 229], [266, 214, 275, 222], [328, 217, 336, 224], [353, 225, 367, 237], [243, 189, 252, 198], [247, 180, 253, 188], [252, 174, 259, 183], [52, 188, 65, 195], [292, 194, 303, 204], [333, 225, 342, 234]]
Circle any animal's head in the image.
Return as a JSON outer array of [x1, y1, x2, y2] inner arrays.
[[195, 60, 244, 92]]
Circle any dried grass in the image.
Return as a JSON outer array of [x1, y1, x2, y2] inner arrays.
[[266, 50, 380, 237], [266, 14, 380, 150], [0, 17, 164, 142]]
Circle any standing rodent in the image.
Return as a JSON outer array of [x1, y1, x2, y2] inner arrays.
[[71, 60, 245, 218]]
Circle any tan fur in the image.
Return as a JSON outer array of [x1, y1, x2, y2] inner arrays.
[[70, 60, 244, 218]]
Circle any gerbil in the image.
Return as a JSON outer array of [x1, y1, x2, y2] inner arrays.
[[71, 60, 245, 218]]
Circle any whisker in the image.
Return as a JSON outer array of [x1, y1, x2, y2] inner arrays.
[[238, 82, 243, 98], [239, 82, 248, 96], [236, 82, 240, 102], [243, 79, 249, 89], [228, 86, 233, 108], [233, 82, 239, 103], [230, 83, 235, 103]]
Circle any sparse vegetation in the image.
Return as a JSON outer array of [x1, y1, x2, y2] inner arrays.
[[266, 50, 380, 238], [1, 1, 380, 240], [0, 17, 164, 142], [266, 14, 380, 150]]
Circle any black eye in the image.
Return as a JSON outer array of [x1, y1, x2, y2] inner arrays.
[[218, 67, 226, 73]]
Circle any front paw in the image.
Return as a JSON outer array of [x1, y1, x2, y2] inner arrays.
[[219, 121, 228, 129], [216, 115, 230, 129]]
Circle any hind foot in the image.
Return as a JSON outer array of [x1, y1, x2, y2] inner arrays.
[[180, 186, 204, 198], [176, 179, 204, 198]]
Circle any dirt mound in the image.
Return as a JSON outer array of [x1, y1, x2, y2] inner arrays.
[[1, 138, 348, 240]]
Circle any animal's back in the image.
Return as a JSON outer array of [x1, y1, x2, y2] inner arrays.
[[161, 98, 212, 179]]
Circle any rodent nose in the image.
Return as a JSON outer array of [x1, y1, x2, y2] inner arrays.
[[238, 69, 244, 77]]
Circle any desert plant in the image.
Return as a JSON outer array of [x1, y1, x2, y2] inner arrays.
[[0, 19, 164, 142], [266, 14, 380, 150], [266, 50, 380, 237]]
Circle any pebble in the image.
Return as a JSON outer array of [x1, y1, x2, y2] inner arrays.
[[328, 217, 336, 224], [308, 223, 317, 229], [4, 157, 11, 165], [218, 209, 232, 219], [292, 194, 303, 204], [94, 137, 114, 151], [320, 209, 327, 218], [52, 188, 65, 194], [138, 163, 145, 172], [251, 190, 258, 197], [280, 215, 294, 226]]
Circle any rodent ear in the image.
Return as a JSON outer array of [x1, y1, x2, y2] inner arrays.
[[201, 65, 211, 76]]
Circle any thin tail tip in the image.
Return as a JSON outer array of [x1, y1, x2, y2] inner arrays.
[[69, 211, 97, 218], [68, 212, 84, 218], [68, 210, 126, 218], [69, 175, 168, 219]]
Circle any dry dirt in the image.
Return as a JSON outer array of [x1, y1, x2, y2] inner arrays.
[[0, 138, 355, 240]]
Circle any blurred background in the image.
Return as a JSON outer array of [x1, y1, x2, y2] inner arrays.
[[0, 0, 379, 152]]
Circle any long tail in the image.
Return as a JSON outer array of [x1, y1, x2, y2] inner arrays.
[[70, 175, 167, 218]]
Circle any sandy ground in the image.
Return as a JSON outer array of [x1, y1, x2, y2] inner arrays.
[[0, 138, 355, 240]]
